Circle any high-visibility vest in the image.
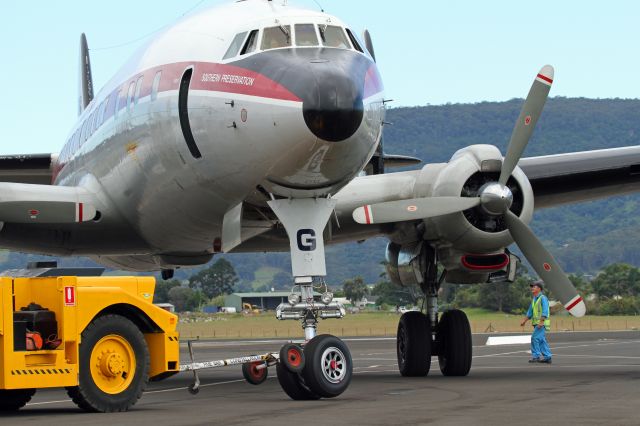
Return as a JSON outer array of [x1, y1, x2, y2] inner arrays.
[[531, 296, 551, 329]]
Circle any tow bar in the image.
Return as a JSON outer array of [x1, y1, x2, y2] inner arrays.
[[181, 341, 280, 394]]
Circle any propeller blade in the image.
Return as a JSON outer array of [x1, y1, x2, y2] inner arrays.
[[505, 211, 586, 317], [353, 197, 480, 225], [362, 29, 376, 62], [499, 65, 554, 185]]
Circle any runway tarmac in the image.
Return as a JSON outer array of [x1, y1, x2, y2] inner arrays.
[[3, 331, 639, 425]]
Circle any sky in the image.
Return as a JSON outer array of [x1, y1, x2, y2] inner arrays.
[[1, 0, 638, 155]]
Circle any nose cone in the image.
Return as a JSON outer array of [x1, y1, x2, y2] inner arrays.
[[302, 66, 364, 142]]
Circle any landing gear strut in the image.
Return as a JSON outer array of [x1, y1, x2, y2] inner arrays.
[[395, 245, 472, 377], [268, 198, 352, 399]]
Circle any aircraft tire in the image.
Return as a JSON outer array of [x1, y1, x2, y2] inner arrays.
[[302, 334, 352, 398], [437, 309, 472, 376], [67, 314, 149, 412], [0, 389, 36, 411], [279, 343, 305, 373], [397, 311, 431, 376], [276, 362, 320, 400]]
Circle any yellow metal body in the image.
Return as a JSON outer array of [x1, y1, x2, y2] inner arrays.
[[0, 276, 180, 391]]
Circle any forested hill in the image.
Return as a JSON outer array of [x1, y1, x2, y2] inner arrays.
[[2, 98, 640, 287], [384, 97, 640, 162]]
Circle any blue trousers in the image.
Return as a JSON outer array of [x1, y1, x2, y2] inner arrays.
[[531, 326, 552, 360]]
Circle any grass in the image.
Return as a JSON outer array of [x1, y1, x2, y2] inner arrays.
[[177, 309, 640, 340]]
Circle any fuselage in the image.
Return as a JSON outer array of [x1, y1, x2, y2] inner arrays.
[[36, 0, 385, 269]]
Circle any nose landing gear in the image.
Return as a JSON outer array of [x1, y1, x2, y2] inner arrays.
[[267, 197, 352, 400]]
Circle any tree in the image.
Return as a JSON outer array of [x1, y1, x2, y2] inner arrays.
[[168, 287, 194, 312], [476, 276, 530, 314], [592, 263, 640, 298], [342, 276, 370, 304], [189, 258, 239, 298], [373, 279, 423, 307], [154, 279, 181, 303]]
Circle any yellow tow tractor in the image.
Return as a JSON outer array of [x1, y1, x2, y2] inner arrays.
[[0, 264, 180, 413]]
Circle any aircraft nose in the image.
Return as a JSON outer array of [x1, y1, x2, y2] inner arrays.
[[302, 62, 364, 142]]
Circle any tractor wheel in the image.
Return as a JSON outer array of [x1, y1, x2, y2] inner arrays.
[[66, 314, 149, 412], [0, 389, 36, 411]]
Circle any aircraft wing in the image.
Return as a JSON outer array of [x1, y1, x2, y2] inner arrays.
[[0, 153, 57, 184], [0, 182, 97, 224], [519, 146, 640, 208]]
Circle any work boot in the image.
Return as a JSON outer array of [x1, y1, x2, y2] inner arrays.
[[528, 358, 539, 363], [539, 358, 552, 364]]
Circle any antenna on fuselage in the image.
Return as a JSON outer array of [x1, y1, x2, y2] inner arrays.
[[78, 33, 94, 116], [311, 0, 324, 12]]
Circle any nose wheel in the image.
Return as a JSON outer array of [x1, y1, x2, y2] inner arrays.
[[275, 335, 352, 399]]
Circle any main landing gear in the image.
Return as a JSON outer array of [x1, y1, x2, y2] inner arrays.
[[267, 198, 352, 400], [396, 251, 472, 377]]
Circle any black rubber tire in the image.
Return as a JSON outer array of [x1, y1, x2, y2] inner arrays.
[[302, 334, 352, 398], [276, 362, 320, 400], [242, 361, 268, 385], [0, 389, 36, 411], [280, 343, 305, 373], [437, 309, 472, 376], [66, 314, 150, 412], [397, 311, 431, 377]]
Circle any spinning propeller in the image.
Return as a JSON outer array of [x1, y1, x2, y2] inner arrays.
[[353, 66, 586, 317]]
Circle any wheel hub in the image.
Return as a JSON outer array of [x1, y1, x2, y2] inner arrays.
[[90, 335, 136, 394], [321, 347, 346, 383]]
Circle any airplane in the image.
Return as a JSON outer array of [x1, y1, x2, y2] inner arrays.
[[2, 0, 640, 408]]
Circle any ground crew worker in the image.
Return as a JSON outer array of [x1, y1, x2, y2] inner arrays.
[[520, 280, 552, 364]]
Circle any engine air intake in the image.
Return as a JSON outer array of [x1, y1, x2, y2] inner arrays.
[[461, 253, 509, 271]]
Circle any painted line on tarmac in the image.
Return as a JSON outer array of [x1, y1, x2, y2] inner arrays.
[[474, 339, 640, 358], [145, 378, 247, 394]]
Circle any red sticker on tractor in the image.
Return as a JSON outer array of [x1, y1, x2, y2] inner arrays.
[[524, 116, 532, 126], [543, 263, 552, 272], [64, 286, 76, 306], [407, 205, 418, 212]]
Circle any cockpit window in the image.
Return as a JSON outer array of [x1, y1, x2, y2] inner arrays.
[[319, 25, 350, 49], [345, 29, 364, 53], [261, 25, 292, 50], [223, 31, 248, 59], [241, 29, 259, 55], [295, 24, 319, 47]]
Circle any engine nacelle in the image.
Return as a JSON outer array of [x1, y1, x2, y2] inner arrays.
[[385, 241, 427, 288], [415, 145, 534, 253]]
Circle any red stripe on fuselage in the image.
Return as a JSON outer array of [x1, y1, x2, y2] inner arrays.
[[55, 61, 303, 182], [364, 205, 372, 224], [190, 63, 301, 102]]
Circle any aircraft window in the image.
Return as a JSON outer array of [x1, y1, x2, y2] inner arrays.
[[151, 71, 162, 101], [345, 29, 363, 53], [319, 25, 350, 49], [127, 81, 135, 111], [295, 24, 318, 46], [134, 76, 144, 105], [241, 30, 259, 55], [261, 25, 291, 50], [114, 90, 121, 117], [223, 32, 248, 59]]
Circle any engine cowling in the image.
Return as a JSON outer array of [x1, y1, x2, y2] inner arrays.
[[415, 144, 534, 253]]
